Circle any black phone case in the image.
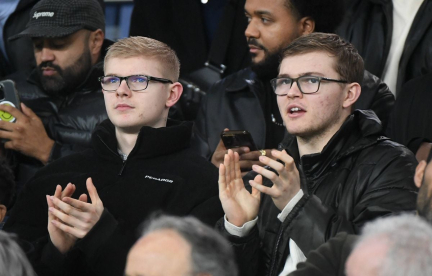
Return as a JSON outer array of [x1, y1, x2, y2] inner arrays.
[[221, 130, 258, 151]]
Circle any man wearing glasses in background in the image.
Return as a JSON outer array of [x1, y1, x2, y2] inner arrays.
[[4, 36, 223, 276], [217, 33, 418, 276]]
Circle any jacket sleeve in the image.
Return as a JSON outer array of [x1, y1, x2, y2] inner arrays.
[[286, 145, 417, 254], [215, 218, 262, 276], [288, 232, 357, 276]]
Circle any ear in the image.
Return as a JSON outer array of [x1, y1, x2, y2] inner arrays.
[[0, 205, 6, 223], [165, 82, 183, 108], [415, 161, 427, 188], [342, 82, 361, 109], [298, 17, 315, 36], [89, 29, 105, 64]]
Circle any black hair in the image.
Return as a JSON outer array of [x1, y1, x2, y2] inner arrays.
[[287, 0, 346, 33]]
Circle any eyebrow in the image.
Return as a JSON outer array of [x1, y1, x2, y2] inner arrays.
[[277, 72, 325, 78], [244, 9, 273, 17]]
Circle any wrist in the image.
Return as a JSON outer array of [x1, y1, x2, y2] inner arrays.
[[40, 139, 55, 165]]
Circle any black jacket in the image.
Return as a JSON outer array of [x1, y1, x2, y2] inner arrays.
[[336, 0, 432, 96], [218, 110, 417, 276], [7, 40, 112, 188], [386, 72, 432, 154], [4, 119, 223, 276], [193, 67, 394, 159], [0, 0, 39, 78]]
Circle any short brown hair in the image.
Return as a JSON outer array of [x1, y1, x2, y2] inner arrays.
[[104, 36, 180, 81], [281, 33, 364, 85]]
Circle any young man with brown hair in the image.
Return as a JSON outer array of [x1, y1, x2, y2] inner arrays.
[[218, 33, 417, 276], [4, 36, 223, 276]]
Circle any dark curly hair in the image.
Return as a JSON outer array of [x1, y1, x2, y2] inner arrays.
[[0, 157, 15, 208], [286, 0, 345, 33]]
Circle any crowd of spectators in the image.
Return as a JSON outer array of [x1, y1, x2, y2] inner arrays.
[[0, 0, 431, 275]]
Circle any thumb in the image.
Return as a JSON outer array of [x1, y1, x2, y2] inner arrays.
[[86, 177, 100, 204], [21, 103, 37, 118]]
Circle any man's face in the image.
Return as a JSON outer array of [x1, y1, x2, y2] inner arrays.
[[33, 29, 93, 97], [277, 51, 348, 140], [244, 0, 302, 67], [125, 230, 192, 276], [103, 57, 172, 133], [345, 238, 388, 276], [417, 161, 432, 222]]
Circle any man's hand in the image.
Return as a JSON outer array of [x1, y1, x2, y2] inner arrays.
[[48, 178, 104, 252], [0, 103, 54, 164], [47, 183, 88, 254], [219, 149, 261, 227], [249, 150, 301, 211]]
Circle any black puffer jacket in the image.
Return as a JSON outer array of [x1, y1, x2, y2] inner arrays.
[[193, 67, 394, 159], [7, 40, 111, 188], [219, 110, 418, 276], [336, 0, 432, 96]]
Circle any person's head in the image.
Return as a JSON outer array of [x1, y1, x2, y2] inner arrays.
[[10, 0, 105, 98], [415, 148, 432, 222], [273, 33, 363, 145], [345, 214, 432, 276], [0, 157, 15, 223], [0, 231, 36, 276], [244, 0, 345, 78], [101, 37, 182, 134], [125, 215, 238, 276]]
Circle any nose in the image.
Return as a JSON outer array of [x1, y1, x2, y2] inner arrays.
[[116, 79, 132, 97], [40, 47, 55, 62], [245, 19, 259, 39], [287, 81, 303, 99]]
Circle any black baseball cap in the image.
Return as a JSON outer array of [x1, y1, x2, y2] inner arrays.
[[9, 0, 105, 40]]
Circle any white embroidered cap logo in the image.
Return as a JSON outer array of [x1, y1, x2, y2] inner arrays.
[[33, 11, 55, 19]]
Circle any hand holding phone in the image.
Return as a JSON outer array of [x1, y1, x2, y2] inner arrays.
[[0, 80, 21, 123], [220, 130, 258, 151]]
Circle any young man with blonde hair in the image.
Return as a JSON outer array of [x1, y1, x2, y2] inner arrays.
[[4, 36, 223, 276]]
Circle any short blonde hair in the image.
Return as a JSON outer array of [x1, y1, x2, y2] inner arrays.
[[104, 36, 180, 81]]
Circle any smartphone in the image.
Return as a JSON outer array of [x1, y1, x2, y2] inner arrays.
[[221, 130, 258, 151], [0, 79, 21, 123]]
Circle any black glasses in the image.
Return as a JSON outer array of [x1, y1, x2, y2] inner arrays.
[[270, 76, 348, 95], [98, 75, 173, 92]]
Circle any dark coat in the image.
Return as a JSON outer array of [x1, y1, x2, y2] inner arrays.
[[6, 40, 112, 188], [129, 0, 249, 77], [288, 232, 357, 276], [336, 0, 432, 96], [218, 110, 417, 276], [386, 72, 432, 154], [193, 67, 395, 159], [4, 119, 223, 276]]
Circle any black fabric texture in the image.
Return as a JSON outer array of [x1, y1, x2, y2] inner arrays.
[[3, 119, 224, 276]]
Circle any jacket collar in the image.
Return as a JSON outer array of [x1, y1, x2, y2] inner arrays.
[[225, 67, 257, 93], [92, 119, 193, 161], [286, 110, 385, 182]]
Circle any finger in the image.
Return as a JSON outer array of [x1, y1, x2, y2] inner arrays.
[[50, 219, 86, 239], [252, 164, 280, 183], [234, 152, 242, 180], [0, 121, 15, 132], [239, 160, 262, 171], [271, 150, 296, 170], [51, 196, 83, 218], [249, 179, 277, 197], [228, 150, 236, 183], [218, 164, 227, 193], [86, 177, 100, 204], [20, 103, 38, 118], [78, 193, 88, 203], [239, 150, 262, 161], [46, 195, 55, 221], [0, 104, 25, 120], [62, 197, 91, 212], [251, 175, 262, 198], [61, 183, 76, 199], [231, 147, 251, 155], [49, 206, 87, 229], [258, 155, 285, 173], [53, 185, 62, 199]]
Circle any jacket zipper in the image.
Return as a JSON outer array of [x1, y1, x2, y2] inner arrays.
[[97, 134, 127, 176]]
